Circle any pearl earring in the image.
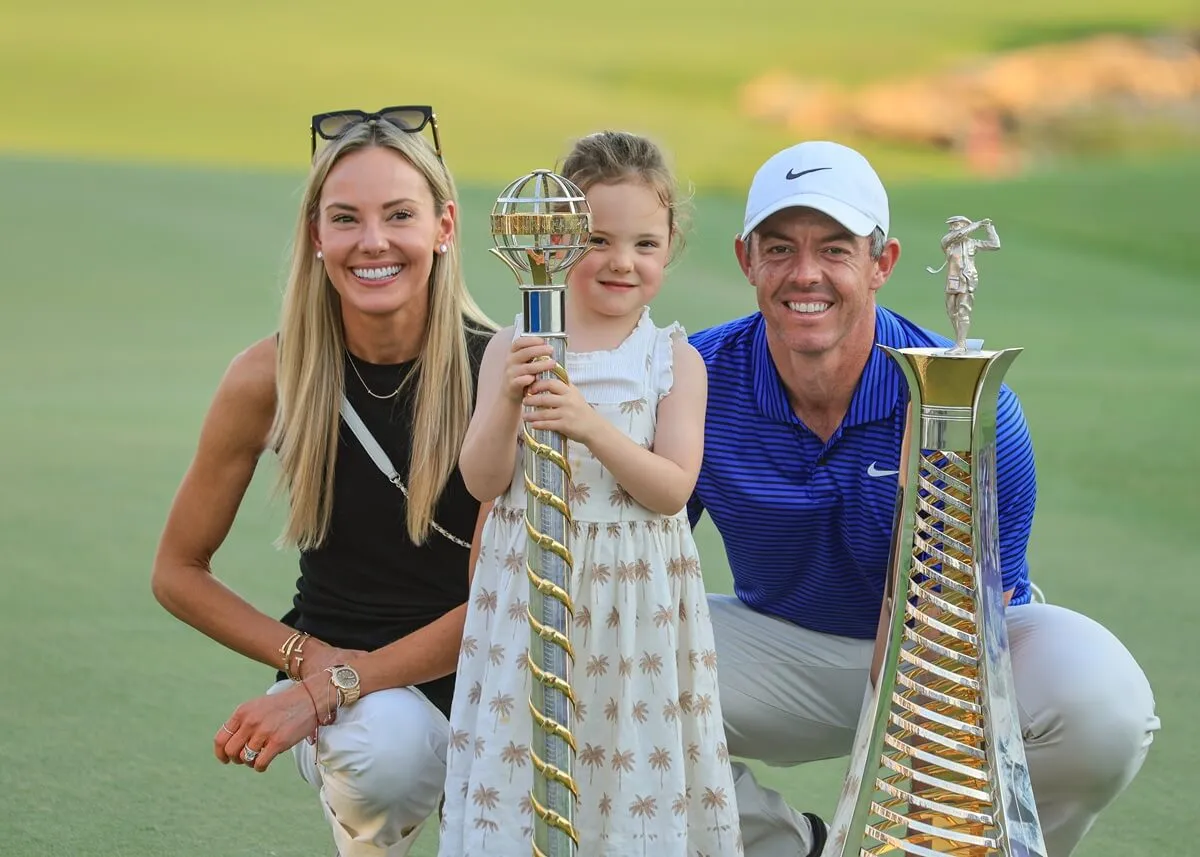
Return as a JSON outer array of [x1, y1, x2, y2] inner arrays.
[[316, 250, 323, 260], [438, 243, 448, 255]]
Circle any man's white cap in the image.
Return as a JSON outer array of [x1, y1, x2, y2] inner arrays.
[[741, 141, 889, 239]]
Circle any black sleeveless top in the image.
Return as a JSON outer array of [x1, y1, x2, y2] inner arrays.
[[280, 326, 492, 717]]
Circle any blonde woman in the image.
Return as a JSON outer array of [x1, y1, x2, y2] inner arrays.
[[151, 107, 496, 857]]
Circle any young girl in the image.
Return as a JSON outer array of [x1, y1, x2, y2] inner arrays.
[[438, 131, 742, 856]]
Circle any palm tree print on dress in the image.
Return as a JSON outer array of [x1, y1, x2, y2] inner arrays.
[[460, 635, 477, 660], [506, 597, 527, 639], [640, 651, 664, 693], [654, 604, 675, 628], [649, 747, 673, 788], [580, 743, 606, 784], [599, 793, 612, 840], [672, 786, 691, 818], [702, 787, 731, 848], [630, 794, 658, 851], [489, 692, 514, 729], [567, 480, 591, 504], [474, 588, 498, 629], [609, 484, 634, 508], [618, 655, 634, 682], [611, 748, 635, 789], [500, 741, 529, 783], [471, 784, 500, 845], [575, 605, 592, 647], [586, 654, 609, 693]]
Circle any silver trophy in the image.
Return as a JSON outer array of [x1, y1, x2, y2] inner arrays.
[[490, 170, 592, 857], [824, 216, 1047, 857]]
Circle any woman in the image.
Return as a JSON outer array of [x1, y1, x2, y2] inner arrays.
[[151, 111, 496, 857]]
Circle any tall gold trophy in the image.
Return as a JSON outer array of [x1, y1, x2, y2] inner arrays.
[[823, 217, 1048, 857], [490, 170, 591, 857]]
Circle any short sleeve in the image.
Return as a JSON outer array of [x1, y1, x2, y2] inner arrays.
[[995, 384, 1036, 602], [650, 321, 688, 401]]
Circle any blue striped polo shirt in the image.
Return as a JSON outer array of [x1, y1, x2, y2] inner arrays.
[[687, 306, 1035, 639]]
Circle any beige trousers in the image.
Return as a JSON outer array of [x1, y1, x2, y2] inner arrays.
[[267, 680, 449, 857]]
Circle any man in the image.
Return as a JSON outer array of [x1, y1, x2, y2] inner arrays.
[[687, 141, 1159, 857], [927, 214, 1001, 352]]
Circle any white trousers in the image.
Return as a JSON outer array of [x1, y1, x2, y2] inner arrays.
[[707, 597, 1160, 857], [267, 680, 449, 857]]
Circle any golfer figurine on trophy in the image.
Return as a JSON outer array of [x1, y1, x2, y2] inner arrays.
[[926, 216, 1001, 354]]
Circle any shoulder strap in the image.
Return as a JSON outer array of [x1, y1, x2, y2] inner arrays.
[[339, 395, 472, 550], [340, 395, 402, 486]]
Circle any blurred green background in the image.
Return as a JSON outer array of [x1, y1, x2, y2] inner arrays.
[[2, 2, 1197, 855]]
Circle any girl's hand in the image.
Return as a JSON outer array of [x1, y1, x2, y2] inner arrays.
[[504, 337, 556, 404], [522, 376, 604, 445]]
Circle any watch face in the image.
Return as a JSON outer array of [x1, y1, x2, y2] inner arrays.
[[332, 666, 357, 687]]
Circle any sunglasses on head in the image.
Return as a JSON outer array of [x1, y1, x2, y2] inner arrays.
[[309, 105, 442, 160]]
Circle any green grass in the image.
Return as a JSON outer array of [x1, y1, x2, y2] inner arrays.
[[1, 149, 1196, 856], [2, 0, 1197, 189]]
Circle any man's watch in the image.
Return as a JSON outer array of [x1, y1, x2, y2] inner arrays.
[[326, 665, 361, 707]]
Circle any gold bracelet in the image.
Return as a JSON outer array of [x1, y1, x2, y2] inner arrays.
[[287, 634, 311, 682], [286, 633, 311, 681], [279, 632, 301, 676], [280, 631, 311, 682], [280, 632, 301, 660]]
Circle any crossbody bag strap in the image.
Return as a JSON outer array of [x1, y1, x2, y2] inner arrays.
[[339, 396, 472, 550]]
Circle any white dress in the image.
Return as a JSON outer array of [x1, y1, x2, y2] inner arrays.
[[438, 309, 742, 857]]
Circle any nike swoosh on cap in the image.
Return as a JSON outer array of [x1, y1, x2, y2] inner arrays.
[[785, 167, 832, 180]]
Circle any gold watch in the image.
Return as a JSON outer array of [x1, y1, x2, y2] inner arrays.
[[326, 665, 361, 707]]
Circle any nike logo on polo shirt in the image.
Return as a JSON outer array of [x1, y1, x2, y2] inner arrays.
[[785, 167, 832, 180], [867, 462, 900, 477]]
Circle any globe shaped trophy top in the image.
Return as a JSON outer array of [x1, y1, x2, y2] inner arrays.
[[490, 169, 592, 293]]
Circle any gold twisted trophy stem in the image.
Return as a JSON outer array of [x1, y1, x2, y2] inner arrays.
[[824, 346, 1047, 857], [521, 254, 579, 857]]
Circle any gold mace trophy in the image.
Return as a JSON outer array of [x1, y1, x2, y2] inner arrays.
[[490, 169, 592, 857], [823, 217, 1048, 857]]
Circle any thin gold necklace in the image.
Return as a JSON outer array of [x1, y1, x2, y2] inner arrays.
[[347, 353, 406, 400]]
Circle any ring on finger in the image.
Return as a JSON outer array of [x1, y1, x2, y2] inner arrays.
[[242, 746, 261, 763], [220, 723, 236, 736]]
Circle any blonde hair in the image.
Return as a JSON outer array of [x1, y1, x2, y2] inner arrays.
[[271, 121, 495, 550], [559, 130, 691, 260]]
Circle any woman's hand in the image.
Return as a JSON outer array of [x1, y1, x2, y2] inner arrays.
[[214, 676, 335, 773], [522, 376, 605, 445]]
